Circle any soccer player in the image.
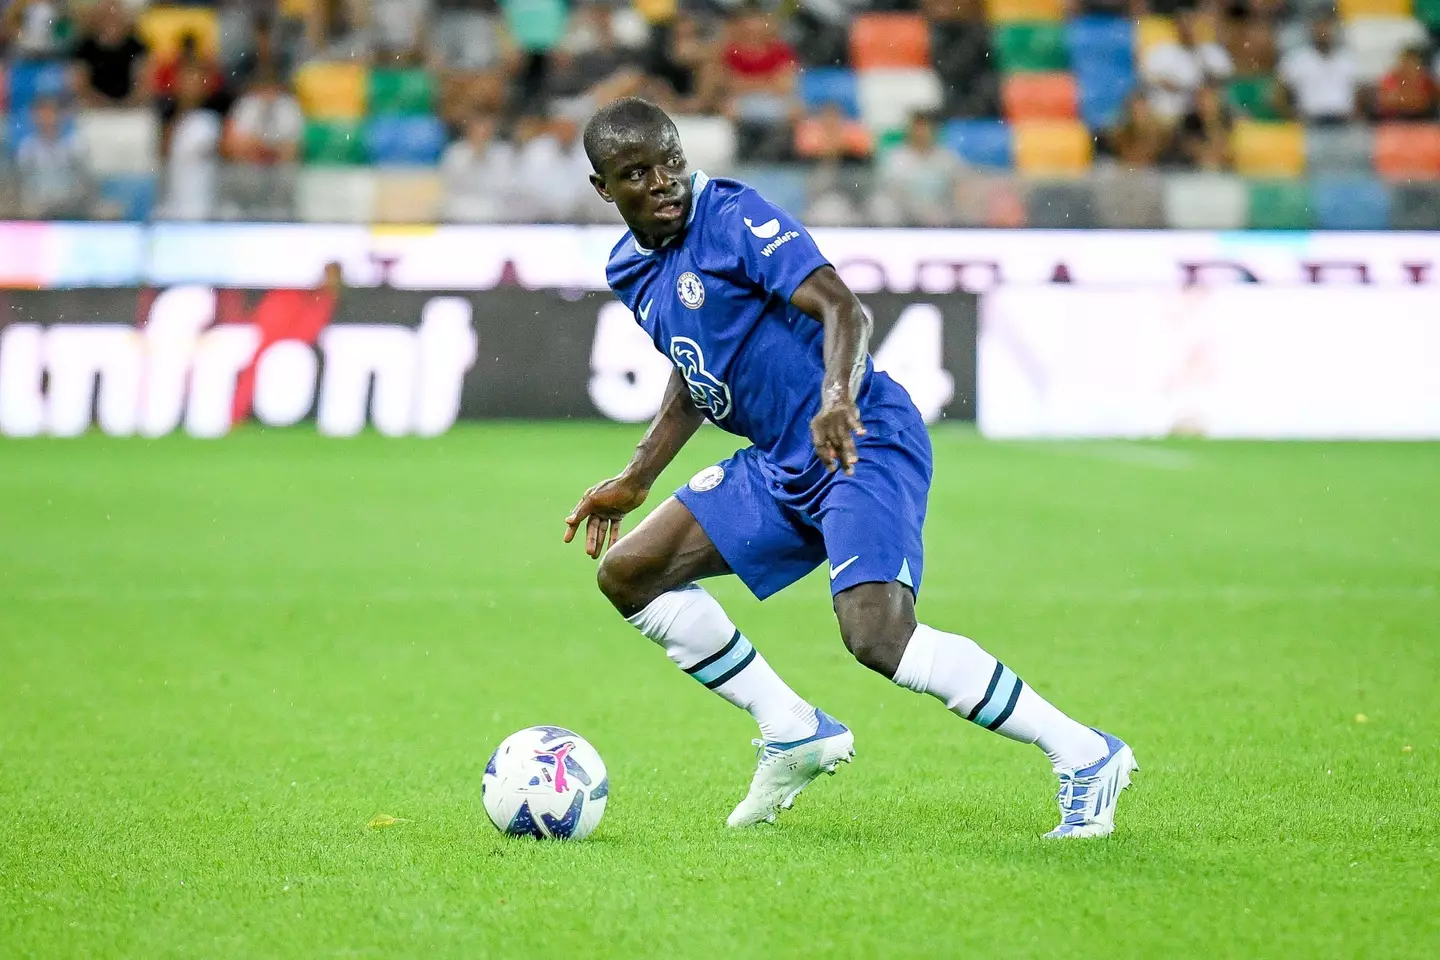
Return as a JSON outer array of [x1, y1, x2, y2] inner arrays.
[[564, 98, 1137, 837]]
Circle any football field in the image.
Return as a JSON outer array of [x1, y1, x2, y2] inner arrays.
[[2, 425, 1437, 958]]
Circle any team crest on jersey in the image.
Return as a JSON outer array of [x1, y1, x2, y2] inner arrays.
[[688, 465, 725, 492], [676, 272, 705, 309], [670, 337, 732, 420]]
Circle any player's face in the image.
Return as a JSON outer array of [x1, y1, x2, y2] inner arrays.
[[590, 129, 692, 246]]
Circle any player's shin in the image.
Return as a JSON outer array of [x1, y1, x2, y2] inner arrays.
[[891, 624, 1107, 771], [626, 585, 819, 742]]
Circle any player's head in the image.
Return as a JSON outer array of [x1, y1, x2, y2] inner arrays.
[[585, 97, 691, 248]]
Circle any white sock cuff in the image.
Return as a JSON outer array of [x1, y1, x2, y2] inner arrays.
[[625, 584, 736, 669], [891, 623, 937, 693]]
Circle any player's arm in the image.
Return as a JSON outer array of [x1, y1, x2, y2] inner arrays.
[[564, 369, 703, 558], [791, 266, 870, 476]]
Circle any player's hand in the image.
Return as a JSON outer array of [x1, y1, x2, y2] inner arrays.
[[811, 400, 865, 476], [563, 474, 650, 559]]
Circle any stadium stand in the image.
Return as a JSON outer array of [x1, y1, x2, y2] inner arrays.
[[0, 0, 1436, 227]]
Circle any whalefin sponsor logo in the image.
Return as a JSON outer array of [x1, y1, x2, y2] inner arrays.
[[760, 230, 801, 258]]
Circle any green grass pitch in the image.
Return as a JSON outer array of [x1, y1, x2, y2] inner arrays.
[[2, 425, 1437, 958]]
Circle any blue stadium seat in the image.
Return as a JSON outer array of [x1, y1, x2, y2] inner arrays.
[[6, 110, 76, 160], [942, 118, 1013, 169], [799, 68, 860, 119], [1075, 60, 1135, 129], [731, 164, 809, 217], [364, 115, 446, 165], [8, 60, 70, 111], [1066, 16, 1134, 66], [98, 174, 157, 222], [1311, 175, 1391, 230]]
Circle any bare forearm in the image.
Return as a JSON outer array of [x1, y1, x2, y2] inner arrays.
[[622, 370, 704, 488]]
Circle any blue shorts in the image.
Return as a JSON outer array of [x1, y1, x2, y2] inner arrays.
[[674, 427, 933, 601]]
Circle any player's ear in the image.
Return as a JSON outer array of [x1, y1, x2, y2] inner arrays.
[[589, 173, 613, 204]]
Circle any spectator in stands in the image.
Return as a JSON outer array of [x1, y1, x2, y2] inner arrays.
[[154, 32, 224, 123], [4, 0, 73, 59], [1278, 16, 1360, 125], [514, 114, 595, 220], [1102, 92, 1179, 169], [228, 17, 295, 98], [373, 0, 431, 65], [547, 4, 644, 114], [795, 102, 871, 165], [1374, 45, 1439, 120], [304, 0, 373, 64], [716, 6, 798, 123], [501, 0, 570, 112], [71, 0, 151, 107], [1143, 9, 1233, 122], [429, 0, 505, 74], [873, 112, 962, 227], [16, 96, 92, 218], [645, 13, 710, 109], [225, 70, 304, 165], [1177, 82, 1234, 171], [798, 103, 871, 228], [159, 63, 223, 220], [441, 112, 517, 222]]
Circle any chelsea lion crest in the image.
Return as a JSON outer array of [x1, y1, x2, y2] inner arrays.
[[688, 465, 725, 492], [677, 272, 705, 309]]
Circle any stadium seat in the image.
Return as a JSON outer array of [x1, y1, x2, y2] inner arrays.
[[1337, 0, 1413, 18], [1388, 181, 1440, 227], [295, 62, 368, 121], [368, 69, 435, 117], [1305, 124, 1375, 174], [1013, 120, 1092, 175], [856, 69, 943, 132], [1344, 17, 1428, 82], [1163, 173, 1248, 228], [1312, 174, 1391, 227], [793, 117, 873, 159], [304, 119, 366, 164], [1415, 0, 1440, 26], [669, 115, 735, 171], [731, 165, 809, 217], [136, 7, 220, 59], [296, 166, 377, 223], [5, 110, 76, 161], [985, 0, 1066, 22], [75, 109, 158, 176], [850, 14, 931, 70], [1232, 121, 1306, 177], [364, 116, 446, 166], [372, 169, 443, 223], [1247, 179, 1313, 228], [1135, 15, 1178, 55], [1025, 179, 1098, 226], [1373, 123, 1440, 178], [799, 69, 860, 119], [1002, 72, 1079, 121], [1093, 168, 1166, 227], [1075, 60, 1135, 128], [7, 61, 70, 112], [994, 22, 1070, 72], [1227, 76, 1284, 121], [98, 174, 158, 222], [1067, 16, 1135, 66], [941, 118, 1014, 168]]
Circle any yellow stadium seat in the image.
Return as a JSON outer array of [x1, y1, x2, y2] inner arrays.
[[137, 7, 220, 59], [1233, 120, 1306, 177], [295, 62, 369, 120], [1136, 15, 1218, 55], [1338, 0, 1413, 17], [280, 0, 312, 16], [373, 170, 443, 224], [985, 0, 1065, 21], [1014, 120, 1093, 176]]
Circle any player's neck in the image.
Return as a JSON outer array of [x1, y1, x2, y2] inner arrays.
[[633, 227, 685, 252]]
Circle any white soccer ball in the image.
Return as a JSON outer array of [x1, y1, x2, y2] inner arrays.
[[482, 726, 609, 840]]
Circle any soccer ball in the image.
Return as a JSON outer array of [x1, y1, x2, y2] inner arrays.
[[482, 726, 609, 840]]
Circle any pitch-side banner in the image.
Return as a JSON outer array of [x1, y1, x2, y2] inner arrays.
[[5, 221, 1440, 290], [0, 287, 976, 437], [979, 287, 1440, 439]]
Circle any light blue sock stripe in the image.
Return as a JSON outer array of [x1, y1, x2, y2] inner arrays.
[[972, 665, 1021, 728], [689, 635, 755, 687]]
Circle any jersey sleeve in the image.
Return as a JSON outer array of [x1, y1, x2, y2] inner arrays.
[[724, 189, 831, 303]]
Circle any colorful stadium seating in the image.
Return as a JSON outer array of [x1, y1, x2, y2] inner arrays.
[[1373, 123, 1440, 179], [295, 62, 368, 121], [1163, 173, 1248, 228], [137, 6, 220, 58], [942, 118, 1014, 168], [1002, 72, 1079, 122], [850, 14, 932, 70], [1247, 179, 1313, 228], [985, 0, 1066, 23], [1233, 121, 1306, 177], [1013, 120, 1092, 175], [799, 69, 860, 119], [304, 120, 366, 165], [296, 167, 376, 223], [1337, 0, 1414, 18], [1227, 76, 1284, 121], [364, 116, 446, 166], [373, 170, 443, 223], [1305, 125, 1375, 174], [1312, 175, 1392, 228], [668, 115, 736, 171], [994, 22, 1070, 72], [856, 68, 943, 130], [369, 70, 435, 117]]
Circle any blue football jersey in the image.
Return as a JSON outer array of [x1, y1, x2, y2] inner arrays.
[[606, 171, 921, 501]]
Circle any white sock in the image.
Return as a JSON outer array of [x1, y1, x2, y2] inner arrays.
[[627, 585, 818, 743], [892, 623, 1106, 771]]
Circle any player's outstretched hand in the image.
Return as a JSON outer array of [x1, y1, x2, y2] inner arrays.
[[564, 474, 650, 559], [811, 400, 866, 476]]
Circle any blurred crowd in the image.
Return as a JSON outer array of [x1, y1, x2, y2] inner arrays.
[[2, 0, 1440, 226]]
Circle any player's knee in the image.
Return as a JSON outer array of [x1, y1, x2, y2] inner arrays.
[[835, 583, 916, 677], [596, 544, 660, 616]]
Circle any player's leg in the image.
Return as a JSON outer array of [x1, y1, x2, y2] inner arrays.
[[822, 428, 1137, 838], [596, 461, 820, 747]]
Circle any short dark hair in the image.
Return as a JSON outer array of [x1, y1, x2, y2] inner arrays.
[[582, 97, 676, 174]]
